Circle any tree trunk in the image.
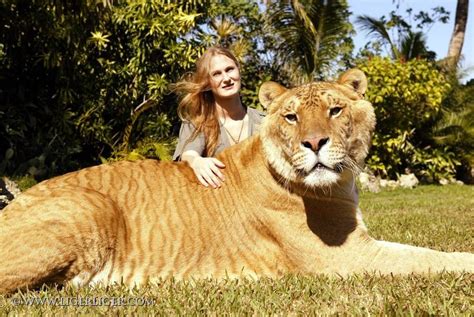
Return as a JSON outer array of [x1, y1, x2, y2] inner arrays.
[[446, 0, 469, 68]]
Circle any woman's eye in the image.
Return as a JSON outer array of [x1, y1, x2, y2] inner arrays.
[[284, 113, 298, 123], [330, 107, 343, 117]]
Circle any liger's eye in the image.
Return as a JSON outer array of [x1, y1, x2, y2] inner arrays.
[[284, 113, 298, 123], [330, 107, 343, 117]]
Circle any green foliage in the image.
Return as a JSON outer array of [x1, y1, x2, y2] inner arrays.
[[11, 175, 37, 191], [86, 1, 210, 159], [432, 77, 474, 182], [107, 138, 174, 163], [355, 6, 449, 61], [359, 57, 457, 181], [0, 1, 109, 178], [360, 57, 449, 131], [0, 1, 210, 178], [266, 0, 354, 83], [354, 3, 471, 182]]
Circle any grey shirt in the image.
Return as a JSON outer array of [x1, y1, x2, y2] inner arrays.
[[173, 107, 265, 161]]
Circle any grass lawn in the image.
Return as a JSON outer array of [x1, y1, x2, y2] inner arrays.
[[1, 184, 473, 315]]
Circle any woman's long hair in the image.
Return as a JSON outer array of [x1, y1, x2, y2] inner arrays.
[[173, 46, 240, 157]]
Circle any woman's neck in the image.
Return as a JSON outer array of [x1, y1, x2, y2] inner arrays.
[[215, 96, 245, 120]]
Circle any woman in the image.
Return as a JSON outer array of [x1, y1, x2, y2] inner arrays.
[[172, 46, 264, 188]]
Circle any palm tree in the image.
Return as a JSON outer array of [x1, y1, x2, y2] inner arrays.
[[355, 15, 434, 61], [266, 0, 353, 84], [432, 107, 474, 149], [355, 15, 401, 59], [446, 0, 469, 68], [400, 31, 435, 61], [208, 17, 250, 61]]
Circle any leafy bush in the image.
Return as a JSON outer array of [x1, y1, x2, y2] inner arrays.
[[0, 1, 209, 179], [432, 78, 474, 183], [358, 57, 457, 182]]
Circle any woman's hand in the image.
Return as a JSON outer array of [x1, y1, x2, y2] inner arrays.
[[190, 157, 226, 188], [182, 151, 225, 188]]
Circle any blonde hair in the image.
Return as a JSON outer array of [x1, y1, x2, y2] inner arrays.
[[173, 46, 240, 157]]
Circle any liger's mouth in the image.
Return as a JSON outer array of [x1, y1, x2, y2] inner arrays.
[[311, 162, 332, 171], [309, 162, 343, 174]]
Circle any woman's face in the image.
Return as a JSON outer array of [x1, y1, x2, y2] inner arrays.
[[208, 54, 241, 100]]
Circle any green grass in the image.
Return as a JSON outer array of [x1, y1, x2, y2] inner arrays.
[[1, 185, 473, 315], [360, 185, 474, 252]]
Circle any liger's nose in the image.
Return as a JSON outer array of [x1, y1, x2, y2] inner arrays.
[[302, 136, 329, 152]]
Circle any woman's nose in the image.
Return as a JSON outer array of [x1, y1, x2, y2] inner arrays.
[[222, 72, 231, 81]]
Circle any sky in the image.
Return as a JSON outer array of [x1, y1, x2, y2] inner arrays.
[[347, 0, 473, 83]]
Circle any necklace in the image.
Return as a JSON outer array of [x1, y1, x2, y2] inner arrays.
[[221, 113, 246, 145]]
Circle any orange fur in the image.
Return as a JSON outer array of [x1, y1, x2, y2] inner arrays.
[[0, 69, 472, 294]]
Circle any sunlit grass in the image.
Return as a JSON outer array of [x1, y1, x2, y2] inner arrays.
[[1, 185, 473, 315], [360, 184, 474, 252]]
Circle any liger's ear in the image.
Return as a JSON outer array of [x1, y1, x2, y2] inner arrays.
[[338, 69, 367, 97], [348, 100, 376, 165], [258, 81, 288, 110]]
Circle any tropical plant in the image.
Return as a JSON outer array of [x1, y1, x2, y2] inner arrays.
[[265, 0, 354, 84], [430, 78, 474, 183], [446, 0, 469, 69], [98, 0, 210, 161], [0, 1, 113, 178], [0, 1, 212, 178], [355, 6, 449, 61]]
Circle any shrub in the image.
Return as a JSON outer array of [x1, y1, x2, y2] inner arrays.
[[0, 2, 209, 179], [358, 57, 456, 181]]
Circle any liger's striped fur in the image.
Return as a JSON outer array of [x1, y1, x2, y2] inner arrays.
[[0, 69, 472, 294]]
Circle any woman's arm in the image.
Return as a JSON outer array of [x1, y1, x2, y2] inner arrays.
[[174, 122, 225, 188]]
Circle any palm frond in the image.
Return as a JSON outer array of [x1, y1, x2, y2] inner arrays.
[[355, 15, 400, 59], [400, 31, 429, 60], [267, 0, 351, 83], [269, 2, 316, 82], [230, 38, 250, 62], [431, 107, 474, 151], [211, 18, 240, 39], [292, 0, 319, 42]]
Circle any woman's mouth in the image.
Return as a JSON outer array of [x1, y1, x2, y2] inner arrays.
[[222, 83, 234, 89]]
